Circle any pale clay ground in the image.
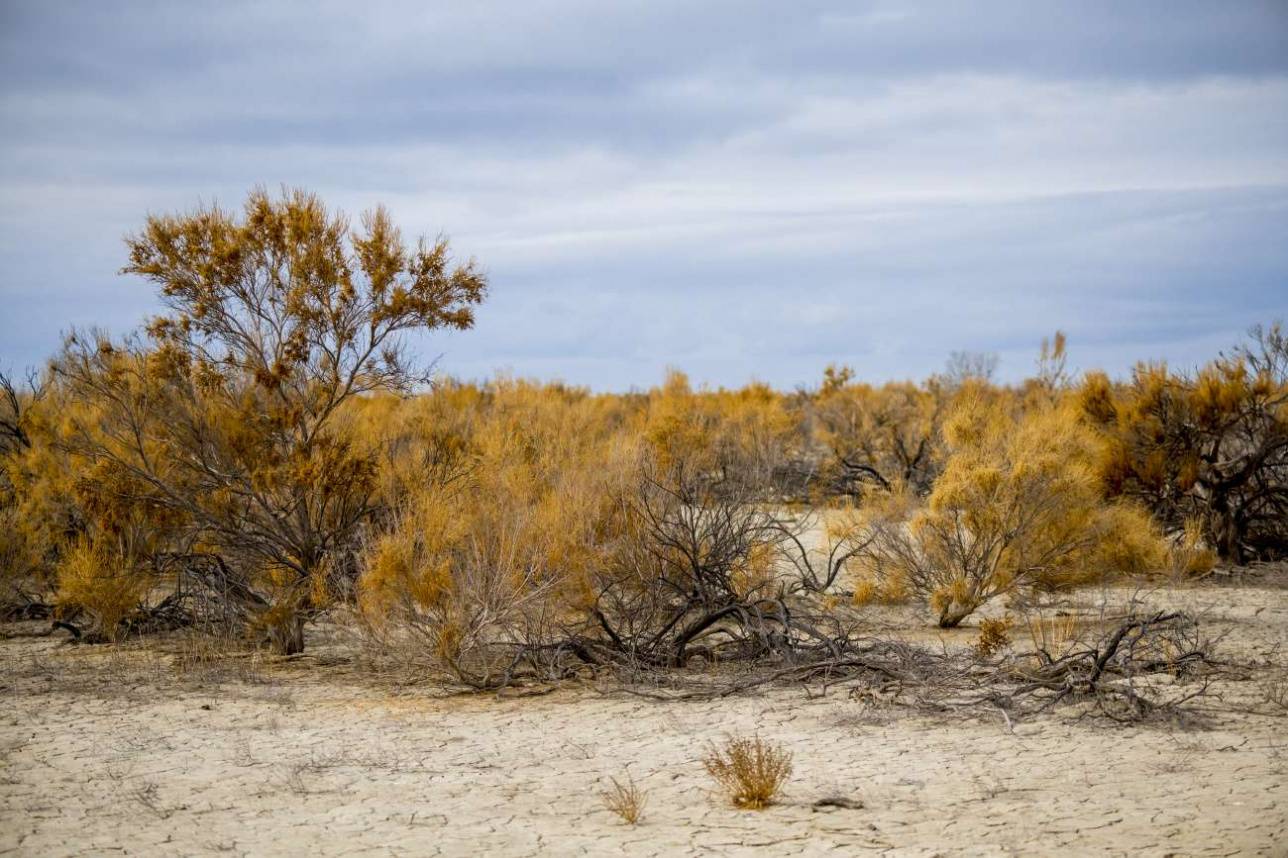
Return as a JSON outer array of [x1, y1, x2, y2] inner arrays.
[[2, 578, 1287, 857]]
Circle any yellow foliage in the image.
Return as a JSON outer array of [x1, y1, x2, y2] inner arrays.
[[1078, 335, 1288, 562], [1169, 518, 1217, 578], [703, 736, 793, 809], [860, 390, 1168, 626], [813, 374, 949, 497], [358, 378, 639, 681], [56, 536, 152, 639], [975, 616, 1012, 658]]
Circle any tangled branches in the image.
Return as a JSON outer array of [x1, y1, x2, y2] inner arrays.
[[999, 610, 1216, 721], [598, 610, 1223, 724]]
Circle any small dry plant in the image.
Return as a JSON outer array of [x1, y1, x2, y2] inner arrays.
[[703, 735, 793, 809], [171, 631, 264, 684], [1025, 612, 1079, 656], [1260, 673, 1288, 714], [1168, 518, 1217, 579], [974, 616, 1012, 658], [601, 774, 647, 824]]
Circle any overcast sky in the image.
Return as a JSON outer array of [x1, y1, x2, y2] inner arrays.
[[2, 1, 1286, 389]]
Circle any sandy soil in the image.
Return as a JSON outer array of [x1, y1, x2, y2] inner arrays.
[[2, 577, 1287, 857]]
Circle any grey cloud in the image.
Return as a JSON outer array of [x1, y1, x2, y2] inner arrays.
[[1, 1, 1286, 389]]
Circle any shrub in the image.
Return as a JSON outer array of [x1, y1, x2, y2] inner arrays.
[[1169, 518, 1217, 578], [55, 536, 152, 641], [1081, 322, 1288, 562], [702, 735, 793, 809], [359, 381, 635, 686], [813, 372, 948, 499], [974, 616, 1012, 658], [858, 390, 1168, 627], [53, 187, 488, 653]]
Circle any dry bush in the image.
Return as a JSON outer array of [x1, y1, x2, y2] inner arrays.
[[856, 389, 1168, 627], [358, 380, 635, 686], [170, 631, 265, 684], [974, 616, 1012, 658], [55, 535, 155, 641], [0, 506, 50, 619], [52, 187, 487, 654], [703, 735, 793, 809], [358, 371, 856, 682], [584, 460, 794, 667], [600, 774, 647, 824], [1082, 322, 1288, 562], [1000, 608, 1219, 722], [1260, 673, 1288, 713], [813, 369, 948, 500]]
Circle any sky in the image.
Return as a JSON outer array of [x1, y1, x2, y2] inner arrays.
[[2, 1, 1286, 390]]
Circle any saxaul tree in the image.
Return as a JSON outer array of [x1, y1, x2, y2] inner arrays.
[[813, 367, 948, 499], [857, 382, 1167, 628], [1082, 322, 1288, 562], [54, 188, 487, 652], [0, 370, 54, 616]]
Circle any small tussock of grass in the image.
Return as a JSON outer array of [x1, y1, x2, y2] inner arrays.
[[1025, 612, 1080, 655], [601, 775, 646, 824], [703, 735, 793, 809], [171, 632, 265, 684]]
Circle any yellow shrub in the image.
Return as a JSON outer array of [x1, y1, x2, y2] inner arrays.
[[974, 616, 1012, 657], [56, 537, 151, 640], [859, 391, 1168, 627], [703, 735, 793, 809]]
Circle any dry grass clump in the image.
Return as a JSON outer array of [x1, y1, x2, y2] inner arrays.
[[703, 735, 793, 809], [600, 774, 647, 824], [1169, 519, 1217, 579], [974, 616, 1012, 658], [1025, 612, 1080, 655], [171, 632, 265, 684]]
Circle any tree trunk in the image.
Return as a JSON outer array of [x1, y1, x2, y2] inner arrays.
[[1208, 493, 1244, 563], [269, 614, 305, 655], [937, 604, 974, 628]]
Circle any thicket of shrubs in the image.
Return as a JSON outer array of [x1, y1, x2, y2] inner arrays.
[[2, 189, 1284, 684]]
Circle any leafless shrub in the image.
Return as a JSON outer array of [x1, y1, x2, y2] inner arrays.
[[612, 605, 1222, 725], [703, 735, 793, 809], [129, 780, 181, 819], [581, 459, 863, 674], [1260, 673, 1288, 714], [1004, 610, 1219, 722]]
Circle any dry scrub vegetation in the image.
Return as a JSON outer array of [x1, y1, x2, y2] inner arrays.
[[703, 735, 794, 809], [601, 774, 648, 825], [0, 191, 1284, 694], [2, 188, 1287, 853]]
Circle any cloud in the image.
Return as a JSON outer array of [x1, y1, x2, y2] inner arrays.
[[2, 1, 1286, 388]]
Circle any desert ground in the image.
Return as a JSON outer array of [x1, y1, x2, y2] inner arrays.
[[3, 573, 1287, 857]]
